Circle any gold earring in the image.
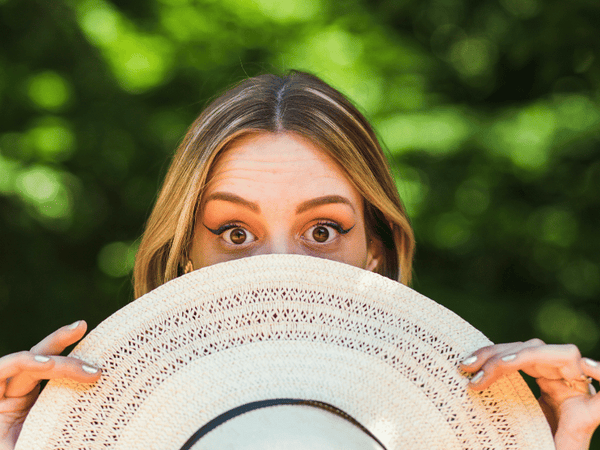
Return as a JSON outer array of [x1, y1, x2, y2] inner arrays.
[[184, 259, 194, 274]]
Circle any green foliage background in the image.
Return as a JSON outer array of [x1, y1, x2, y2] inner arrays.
[[1, 0, 599, 444]]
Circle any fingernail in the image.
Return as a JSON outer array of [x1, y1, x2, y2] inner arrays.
[[82, 364, 98, 374], [584, 358, 598, 367], [67, 321, 81, 330], [501, 354, 517, 362], [34, 355, 51, 363], [471, 370, 484, 384], [462, 355, 477, 366]]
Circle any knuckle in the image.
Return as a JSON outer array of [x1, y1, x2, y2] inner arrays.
[[488, 355, 505, 366], [0, 351, 31, 368], [16, 350, 33, 361], [564, 343, 581, 359], [478, 343, 504, 354], [526, 338, 545, 346], [517, 346, 535, 358], [473, 345, 493, 354], [480, 357, 499, 371]]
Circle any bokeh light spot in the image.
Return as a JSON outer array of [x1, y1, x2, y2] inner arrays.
[[535, 299, 599, 352], [157, 0, 189, 5], [556, 94, 600, 131], [528, 207, 578, 247], [28, 119, 76, 161], [313, 28, 363, 67], [286, 27, 364, 72], [0, 152, 20, 194], [78, 0, 120, 46], [98, 241, 137, 278], [27, 72, 71, 111], [450, 37, 496, 77], [16, 166, 61, 203], [160, 6, 213, 42], [125, 52, 150, 73], [38, 189, 72, 219], [251, 0, 322, 22], [488, 103, 557, 170], [432, 212, 471, 249], [378, 109, 473, 154], [394, 167, 430, 218], [14, 165, 73, 222], [500, 0, 539, 18], [559, 259, 600, 298], [109, 36, 173, 93], [76, 0, 173, 93]]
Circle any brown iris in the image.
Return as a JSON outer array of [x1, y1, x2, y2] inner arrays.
[[230, 228, 247, 244], [312, 226, 329, 243]]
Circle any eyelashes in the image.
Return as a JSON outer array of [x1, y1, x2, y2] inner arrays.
[[204, 223, 245, 236], [302, 221, 354, 245], [203, 221, 355, 246], [313, 221, 354, 235], [204, 223, 257, 245]]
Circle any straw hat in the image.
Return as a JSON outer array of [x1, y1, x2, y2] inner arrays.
[[16, 254, 554, 450]]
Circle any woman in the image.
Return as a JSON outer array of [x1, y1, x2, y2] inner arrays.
[[1, 71, 598, 449]]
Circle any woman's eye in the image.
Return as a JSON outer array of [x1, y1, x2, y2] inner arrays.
[[222, 227, 256, 245], [312, 225, 331, 243], [304, 223, 346, 244]]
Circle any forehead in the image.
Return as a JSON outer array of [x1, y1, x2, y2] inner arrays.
[[204, 133, 359, 197]]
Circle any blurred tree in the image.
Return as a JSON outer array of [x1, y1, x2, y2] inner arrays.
[[1, 0, 599, 445]]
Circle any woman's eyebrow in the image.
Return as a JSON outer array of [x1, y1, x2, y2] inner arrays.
[[204, 192, 260, 212], [296, 195, 355, 214]]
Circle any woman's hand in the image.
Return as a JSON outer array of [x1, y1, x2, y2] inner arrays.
[[0, 321, 101, 450], [460, 339, 600, 450]]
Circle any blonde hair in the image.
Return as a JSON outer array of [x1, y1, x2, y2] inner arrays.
[[134, 71, 415, 298]]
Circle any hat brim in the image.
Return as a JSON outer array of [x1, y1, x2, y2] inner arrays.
[[17, 254, 554, 450]]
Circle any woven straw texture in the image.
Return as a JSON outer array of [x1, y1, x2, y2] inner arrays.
[[16, 254, 554, 450]]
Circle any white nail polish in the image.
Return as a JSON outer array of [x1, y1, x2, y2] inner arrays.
[[67, 321, 81, 330], [462, 355, 477, 365], [82, 364, 98, 374], [501, 354, 517, 362], [471, 370, 484, 384], [584, 358, 598, 367], [34, 355, 50, 363]]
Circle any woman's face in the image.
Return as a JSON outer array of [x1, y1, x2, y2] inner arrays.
[[189, 132, 381, 271]]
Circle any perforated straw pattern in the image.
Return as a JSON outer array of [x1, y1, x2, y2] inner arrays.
[[16, 255, 554, 450]]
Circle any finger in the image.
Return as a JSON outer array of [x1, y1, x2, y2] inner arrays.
[[0, 352, 55, 397], [30, 320, 87, 356], [470, 343, 584, 391], [582, 358, 600, 380], [0, 384, 41, 410], [460, 339, 545, 373], [0, 351, 56, 381], [522, 344, 584, 380], [532, 355, 597, 399], [583, 358, 600, 397], [536, 376, 584, 398], [4, 355, 101, 398], [581, 358, 600, 420]]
